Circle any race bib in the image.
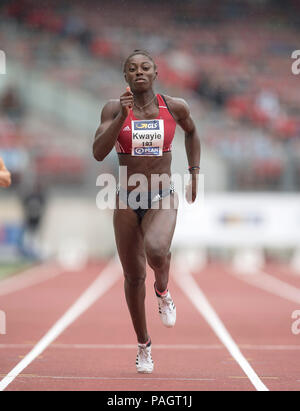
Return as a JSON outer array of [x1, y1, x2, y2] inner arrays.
[[131, 119, 164, 156]]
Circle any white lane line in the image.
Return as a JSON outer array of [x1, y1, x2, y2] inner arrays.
[[232, 269, 300, 305], [0, 256, 121, 392], [0, 263, 64, 297], [173, 256, 269, 392], [239, 345, 300, 351], [0, 374, 214, 382], [1, 343, 299, 351], [0, 343, 300, 351], [0, 343, 222, 350]]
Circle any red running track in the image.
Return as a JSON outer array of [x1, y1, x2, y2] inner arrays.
[[0, 258, 299, 391]]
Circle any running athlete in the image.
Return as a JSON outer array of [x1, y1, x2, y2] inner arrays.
[[93, 50, 201, 373], [0, 157, 11, 187]]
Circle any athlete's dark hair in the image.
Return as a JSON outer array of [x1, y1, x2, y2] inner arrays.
[[123, 49, 157, 73]]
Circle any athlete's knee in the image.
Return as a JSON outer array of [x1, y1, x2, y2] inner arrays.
[[145, 242, 169, 269], [124, 271, 146, 287]]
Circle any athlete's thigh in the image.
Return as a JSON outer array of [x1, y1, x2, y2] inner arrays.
[[113, 207, 146, 273], [141, 194, 178, 252]]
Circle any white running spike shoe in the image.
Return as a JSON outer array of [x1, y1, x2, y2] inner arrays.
[[155, 285, 176, 328], [136, 340, 154, 374]]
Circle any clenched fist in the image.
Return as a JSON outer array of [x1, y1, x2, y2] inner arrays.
[[120, 86, 134, 118]]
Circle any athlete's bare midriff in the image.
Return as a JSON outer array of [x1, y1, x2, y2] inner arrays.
[[118, 151, 172, 192]]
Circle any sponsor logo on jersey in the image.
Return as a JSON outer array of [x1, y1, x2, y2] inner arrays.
[[134, 147, 160, 156], [134, 120, 160, 130]]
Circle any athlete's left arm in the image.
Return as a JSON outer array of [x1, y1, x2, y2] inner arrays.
[[178, 99, 201, 172], [169, 98, 201, 202], [168, 97, 201, 171]]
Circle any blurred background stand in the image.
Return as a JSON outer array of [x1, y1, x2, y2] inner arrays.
[[18, 169, 47, 260], [0, 0, 299, 271]]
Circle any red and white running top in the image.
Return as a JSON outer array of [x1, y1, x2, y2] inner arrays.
[[115, 94, 176, 157]]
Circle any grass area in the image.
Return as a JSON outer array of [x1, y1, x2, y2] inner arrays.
[[0, 262, 33, 281]]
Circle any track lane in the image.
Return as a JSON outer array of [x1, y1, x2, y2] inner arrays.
[[4, 263, 256, 391], [190, 262, 300, 391], [0, 261, 108, 384], [263, 262, 300, 288], [0, 262, 64, 297], [3, 259, 297, 391]]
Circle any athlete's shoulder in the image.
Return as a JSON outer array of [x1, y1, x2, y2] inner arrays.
[[100, 99, 121, 120], [162, 95, 190, 121], [102, 99, 121, 112]]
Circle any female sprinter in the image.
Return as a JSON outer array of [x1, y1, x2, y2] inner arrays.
[[0, 157, 11, 187], [93, 50, 200, 373]]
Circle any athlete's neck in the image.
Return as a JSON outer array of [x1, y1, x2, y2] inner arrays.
[[133, 90, 157, 110]]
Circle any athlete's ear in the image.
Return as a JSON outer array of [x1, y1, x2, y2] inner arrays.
[[124, 73, 128, 83]]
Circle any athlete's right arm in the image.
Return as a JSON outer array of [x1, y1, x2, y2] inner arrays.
[[93, 88, 133, 161], [0, 157, 11, 188]]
